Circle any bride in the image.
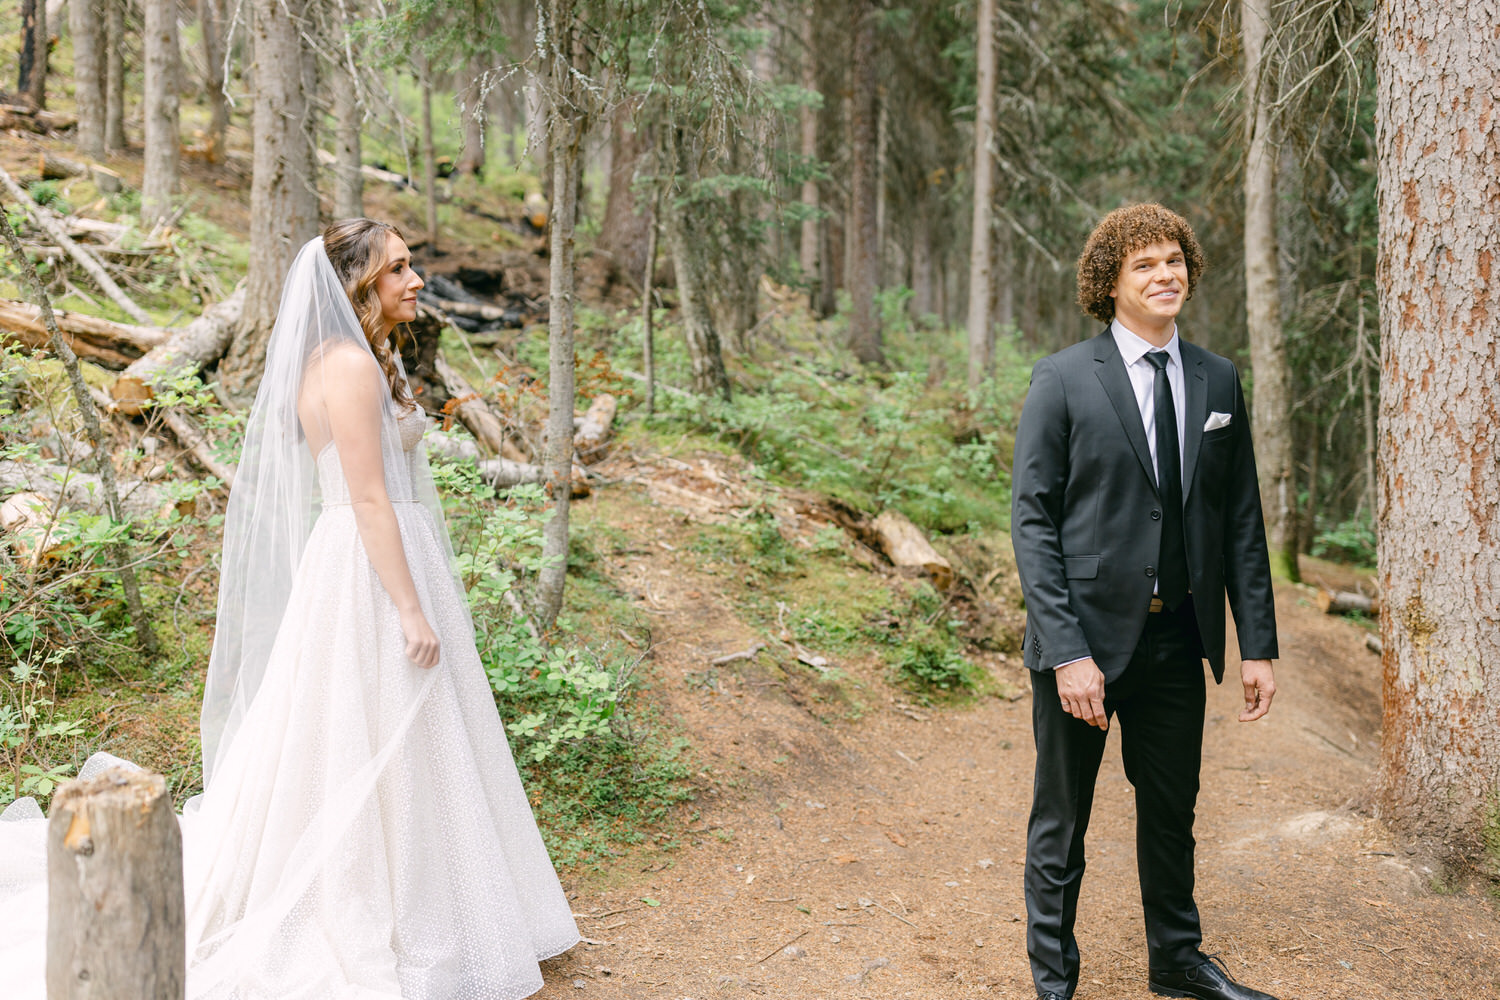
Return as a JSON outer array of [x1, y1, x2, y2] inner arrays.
[[0, 220, 580, 998]]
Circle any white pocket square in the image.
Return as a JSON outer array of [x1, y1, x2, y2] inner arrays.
[[1204, 411, 1232, 432]]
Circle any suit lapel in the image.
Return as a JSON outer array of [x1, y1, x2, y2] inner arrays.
[[1092, 331, 1158, 494], [1180, 340, 1209, 503]]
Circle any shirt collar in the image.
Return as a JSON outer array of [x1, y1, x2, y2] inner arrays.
[[1111, 318, 1181, 370]]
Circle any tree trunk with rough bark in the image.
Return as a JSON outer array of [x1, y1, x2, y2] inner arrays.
[[1376, 0, 1500, 867], [965, 0, 995, 389], [20, 0, 48, 108], [1242, 0, 1297, 582], [455, 56, 488, 177], [104, 0, 126, 152], [534, 0, 582, 629], [798, 2, 819, 309], [662, 172, 731, 401], [69, 0, 106, 158], [846, 3, 881, 366], [331, 56, 364, 219], [421, 64, 439, 250], [142, 0, 181, 229], [220, 0, 320, 401], [598, 101, 650, 284], [199, 0, 229, 160]]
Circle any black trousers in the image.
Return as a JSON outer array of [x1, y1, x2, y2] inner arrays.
[[1024, 600, 1207, 998]]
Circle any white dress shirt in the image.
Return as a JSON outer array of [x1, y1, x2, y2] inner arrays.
[[1110, 318, 1187, 486]]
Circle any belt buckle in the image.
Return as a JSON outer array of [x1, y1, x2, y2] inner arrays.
[[1148, 596, 1164, 613]]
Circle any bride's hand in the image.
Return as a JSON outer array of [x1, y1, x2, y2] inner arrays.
[[400, 609, 441, 668]]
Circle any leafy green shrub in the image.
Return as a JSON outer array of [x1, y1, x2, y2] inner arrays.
[[1311, 513, 1376, 567], [894, 624, 978, 694]]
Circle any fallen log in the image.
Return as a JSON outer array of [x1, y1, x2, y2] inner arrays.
[[0, 165, 153, 325], [1317, 589, 1379, 616], [1365, 633, 1382, 656], [426, 430, 588, 497], [112, 288, 245, 413], [871, 508, 954, 591], [0, 103, 77, 133], [573, 392, 617, 460], [1, 491, 60, 567], [0, 297, 169, 367], [46, 767, 186, 1000], [425, 294, 512, 323], [0, 458, 185, 522], [433, 353, 510, 456]]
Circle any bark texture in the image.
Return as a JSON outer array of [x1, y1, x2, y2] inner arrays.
[[455, 57, 488, 177], [20, 0, 48, 108], [1375, 0, 1500, 865], [662, 177, 731, 401], [199, 0, 229, 159], [797, 2, 819, 305], [68, 0, 106, 158], [46, 769, 186, 999], [845, 3, 882, 366], [331, 56, 364, 219], [104, 0, 126, 152], [220, 0, 320, 401], [598, 101, 650, 283], [142, 0, 182, 229], [965, 0, 995, 389], [1242, 0, 1296, 581]]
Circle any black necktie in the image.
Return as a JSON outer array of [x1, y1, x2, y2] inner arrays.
[[1144, 351, 1188, 609]]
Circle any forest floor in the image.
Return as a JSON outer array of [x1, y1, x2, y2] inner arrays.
[[530, 452, 1500, 1000]]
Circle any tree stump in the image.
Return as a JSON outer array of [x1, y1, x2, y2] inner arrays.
[[46, 767, 185, 1000]]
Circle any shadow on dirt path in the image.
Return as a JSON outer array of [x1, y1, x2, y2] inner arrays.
[[535, 480, 1499, 1000]]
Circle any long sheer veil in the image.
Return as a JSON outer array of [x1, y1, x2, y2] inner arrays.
[[202, 235, 457, 787]]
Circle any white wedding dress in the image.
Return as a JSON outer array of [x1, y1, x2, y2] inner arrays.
[[0, 406, 580, 999]]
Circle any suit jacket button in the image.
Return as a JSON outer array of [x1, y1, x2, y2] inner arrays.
[[1150, 509, 1161, 520], [1145, 566, 1156, 577]]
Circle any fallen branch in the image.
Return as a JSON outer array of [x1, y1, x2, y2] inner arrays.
[[709, 642, 766, 666], [434, 353, 510, 456], [752, 928, 811, 966], [0, 297, 168, 366], [425, 429, 549, 489], [573, 392, 617, 460], [111, 288, 245, 413], [425, 294, 512, 323], [1317, 588, 1378, 616], [0, 165, 152, 324], [156, 408, 236, 488], [0, 201, 158, 655], [0, 459, 184, 522]]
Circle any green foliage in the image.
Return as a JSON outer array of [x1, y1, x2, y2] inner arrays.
[[26, 180, 71, 215], [436, 467, 691, 863], [1311, 512, 1376, 567], [0, 654, 88, 807], [894, 625, 977, 695]]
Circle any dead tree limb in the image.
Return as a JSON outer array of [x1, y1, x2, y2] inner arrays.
[[156, 408, 236, 488], [0, 165, 153, 325], [573, 392, 617, 460], [0, 297, 169, 366], [112, 288, 245, 413], [434, 352, 510, 455], [0, 197, 159, 655], [1317, 589, 1379, 616]]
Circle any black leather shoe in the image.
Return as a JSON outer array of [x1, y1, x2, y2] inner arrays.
[[1149, 955, 1277, 1000], [1038, 994, 1068, 1000]]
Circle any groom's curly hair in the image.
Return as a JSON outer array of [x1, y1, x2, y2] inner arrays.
[[1075, 203, 1206, 323], [323, 217, 416, 410]]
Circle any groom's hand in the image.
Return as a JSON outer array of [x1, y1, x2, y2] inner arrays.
[[1239, 658, 1276, 721], [1055, 657, 1108, 730]]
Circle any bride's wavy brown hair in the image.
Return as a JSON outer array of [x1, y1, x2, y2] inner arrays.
[[322, 217, 416, 409]]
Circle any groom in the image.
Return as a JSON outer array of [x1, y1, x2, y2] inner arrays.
[[1010, 204, 1280, 1000]]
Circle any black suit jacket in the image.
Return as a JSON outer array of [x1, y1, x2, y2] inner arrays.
[[1011, 329, 1278, 683]]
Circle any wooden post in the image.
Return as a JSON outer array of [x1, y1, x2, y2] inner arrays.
[[46, 768, 185, 999]]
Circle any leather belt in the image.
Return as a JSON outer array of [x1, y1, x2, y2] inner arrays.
[[1148, 593, 1192, 613]]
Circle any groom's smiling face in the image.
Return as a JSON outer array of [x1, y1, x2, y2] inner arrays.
[[375, 232, 424, 333], [1110, 239, 1188, 337]]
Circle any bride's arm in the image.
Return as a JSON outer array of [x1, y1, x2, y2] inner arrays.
[[321, 348, 441, 668]]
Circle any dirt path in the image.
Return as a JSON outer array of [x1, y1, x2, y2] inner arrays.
[[535, 483, 1500, 1000]]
